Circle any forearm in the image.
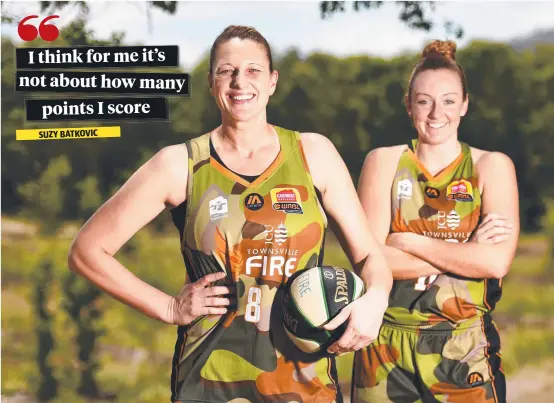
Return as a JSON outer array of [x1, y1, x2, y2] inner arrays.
[[383, 244, 443, 280], [68, 242, 174, 323], [355, 249, 393, 293], [399, 235, 508, 279]]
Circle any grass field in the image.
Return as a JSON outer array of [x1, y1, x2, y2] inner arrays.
[[2, 219, 553, 402]]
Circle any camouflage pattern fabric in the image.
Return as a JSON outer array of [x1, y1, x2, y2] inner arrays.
[[385, 140, 502, 326], [352, 140, 506, 402], [170, 126, 341, 403], [352, 315, 505, 402]]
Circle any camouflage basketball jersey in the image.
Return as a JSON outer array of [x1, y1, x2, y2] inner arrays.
[[169, 127, 341, 403], [385, 140, 502, 326]]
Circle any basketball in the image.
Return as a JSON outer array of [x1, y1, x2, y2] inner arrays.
[[282, 266, 365, 354]]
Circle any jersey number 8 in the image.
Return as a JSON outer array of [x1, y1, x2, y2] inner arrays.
[[245, 286, 262, 323]]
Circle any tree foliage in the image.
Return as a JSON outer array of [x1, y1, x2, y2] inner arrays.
[[320, 1, 464, 38], [2, 21, 552, 231]]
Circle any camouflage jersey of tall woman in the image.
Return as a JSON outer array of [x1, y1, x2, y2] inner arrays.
[[68, 25, 392, 403], [354, 40, 519, 403]]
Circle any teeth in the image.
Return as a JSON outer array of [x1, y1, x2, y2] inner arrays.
[[231, 94, 254, 101], [429, 122, 446, 129]]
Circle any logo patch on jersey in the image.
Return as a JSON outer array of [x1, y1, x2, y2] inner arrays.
[[467, 372, 484, 387], [246, 223, 298, 278], [209, 196, 228, 221], [273, 223, 288, 245], [270, 188, 303, 214], [397, 179, 413, 200], [244, 193, 264, 211], [446, 210, 460, 229], [437, 210, 461, 230], [447, 179, 473, 202], [425, 186, 440, 199]]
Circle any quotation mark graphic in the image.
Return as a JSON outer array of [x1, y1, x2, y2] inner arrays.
[[18, 15, 60, 42]]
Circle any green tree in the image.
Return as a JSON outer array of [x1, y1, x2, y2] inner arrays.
[[319, 1, 464, 38], [34, 260, 59, 401], [17, 155, 71, 235], [61, 273, 105, 399]]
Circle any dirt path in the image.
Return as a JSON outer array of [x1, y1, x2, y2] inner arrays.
[[507, 360, 554, 403]]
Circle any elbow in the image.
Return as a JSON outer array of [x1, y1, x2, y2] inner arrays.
[[489, 260, 511, 280], [67, 240, 81, 273], [67, 238, 89, 275]]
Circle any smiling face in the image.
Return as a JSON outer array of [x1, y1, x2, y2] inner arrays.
[[407, 68, 469, 145], [209, 38, 278, 123]]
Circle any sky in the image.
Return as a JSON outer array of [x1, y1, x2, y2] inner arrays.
[[2, 1, 554, 69]]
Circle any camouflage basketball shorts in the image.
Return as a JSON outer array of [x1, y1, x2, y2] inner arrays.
[[351, 315, 505, 403]]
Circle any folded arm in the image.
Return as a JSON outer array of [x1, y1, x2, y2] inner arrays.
[[357, 146, 444, 280], [388, 152, 520, 279]]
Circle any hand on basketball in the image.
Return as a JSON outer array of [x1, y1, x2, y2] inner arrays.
[[470, 213, 513, 244], [323, 287, 389, 355], [168, 272, 231, 325]]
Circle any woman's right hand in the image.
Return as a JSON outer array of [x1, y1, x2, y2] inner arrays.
[[167, 272, 231, 325], [470, 213, 513, 244]]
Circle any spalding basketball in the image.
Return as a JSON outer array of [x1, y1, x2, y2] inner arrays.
[[282, 266, 365, 354]]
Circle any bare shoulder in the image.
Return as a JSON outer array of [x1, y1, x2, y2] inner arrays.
[[154, 143, 188, 161], [471, 146, 515, 171], [150, 143, 189, 176], [471, 147, 516, 193], [299, 132, 347, 192], [299, 132, 342, 167], [148, 143, 189, 207], [365, 145, 406, 162], [361, 145, 406, 174], [299, 132, 335, 153]]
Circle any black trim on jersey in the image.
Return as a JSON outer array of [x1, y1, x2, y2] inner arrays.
[[483, 315, 506, 403], [170, 200, 187, 241], [485, 278, 503, 311], [170, 325, 187, 402], [315, 187, 326, 266], [330, 356, 344, 403], [209, 139, 260, 183]]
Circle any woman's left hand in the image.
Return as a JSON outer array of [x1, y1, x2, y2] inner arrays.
[[323, 286, 389, 355]]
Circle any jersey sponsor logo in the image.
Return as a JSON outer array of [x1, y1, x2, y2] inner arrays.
[[446, 210, 460, 229], [270, 188, 303, 214], [437, 210, 460, 230], [397, 179, 413, 200], [425, 186, 440, 199], [246, 223, 298, 277], [447, 179, 474, 202], [273, 223, 288, 245], [209, 196, 228, 221], [244, 193, 264, 211], [467, 372, 485, 387]]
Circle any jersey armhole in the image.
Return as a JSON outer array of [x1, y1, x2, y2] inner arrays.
[[295, 131, 328, 228], [469, 145, 485, 196], [388, 145, 412, 233], [169, 141, 194, 250], [296, 132, 320, 193], [183, 140, 194, 241]]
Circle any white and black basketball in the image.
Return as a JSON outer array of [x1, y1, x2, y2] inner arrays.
[[282, 266, 365, 354]]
